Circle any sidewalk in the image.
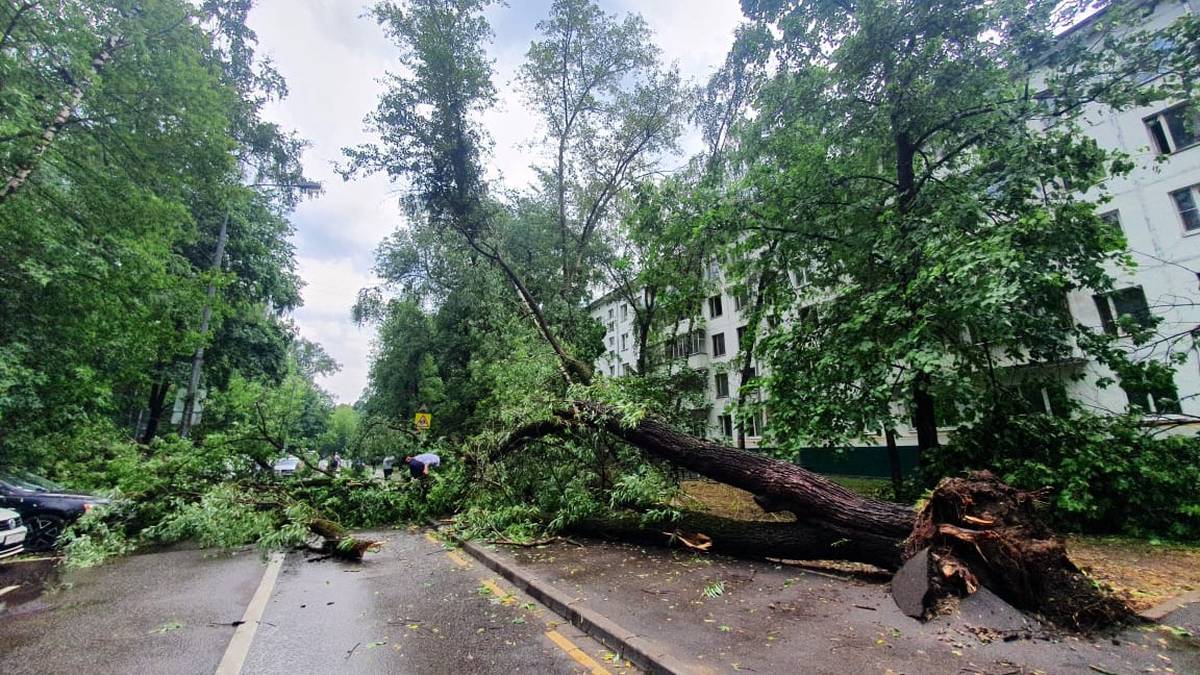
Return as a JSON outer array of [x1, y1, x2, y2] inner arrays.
[[456, 535, 1200, 675]]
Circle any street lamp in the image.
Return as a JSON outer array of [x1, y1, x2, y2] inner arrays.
[[178, 179, 323, 438]]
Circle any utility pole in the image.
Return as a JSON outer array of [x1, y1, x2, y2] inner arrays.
[[179, 211, 229, 438], [177, 179, 321, 439]]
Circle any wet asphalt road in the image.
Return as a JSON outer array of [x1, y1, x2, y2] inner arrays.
[[0, 530, 625, 675]]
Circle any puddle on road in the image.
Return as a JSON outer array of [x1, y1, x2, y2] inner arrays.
[[0, 557, 61, 616]]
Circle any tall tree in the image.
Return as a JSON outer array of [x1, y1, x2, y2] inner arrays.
[[517, 0, 688, 304], [696, 0, 1178, 457], [0, 0, 309, 462]]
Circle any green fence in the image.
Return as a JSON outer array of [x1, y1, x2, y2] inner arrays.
[[794, 445, 920, 478]]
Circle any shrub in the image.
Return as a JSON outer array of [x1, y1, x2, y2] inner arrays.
[[927, 413, 1200, 540]]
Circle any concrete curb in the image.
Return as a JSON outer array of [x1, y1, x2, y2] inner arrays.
[[430, 524, 693, 675], [1140, 589, 1200, 622]]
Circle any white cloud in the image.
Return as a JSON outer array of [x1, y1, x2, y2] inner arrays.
[[249, 0, 742, 402], [292, 255, 378, 403]]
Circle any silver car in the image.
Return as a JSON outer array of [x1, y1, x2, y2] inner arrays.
[[0, 507, 27, 559]]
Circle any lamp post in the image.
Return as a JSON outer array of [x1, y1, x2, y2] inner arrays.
[[179, 180, 322, 438]]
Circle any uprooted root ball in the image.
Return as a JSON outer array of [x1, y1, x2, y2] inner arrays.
[[904, 471, 1136, 631]]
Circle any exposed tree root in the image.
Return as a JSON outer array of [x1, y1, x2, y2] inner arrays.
[[904, 472, 1137, 631]]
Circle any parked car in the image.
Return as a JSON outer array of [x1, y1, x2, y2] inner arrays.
[[272, 456, 301, 477], [0, 507, 27, 559], [0, 472, 108, 551]]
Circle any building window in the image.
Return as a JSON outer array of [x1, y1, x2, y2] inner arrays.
[[621, 333, 629, 351], [621, 362, 634, 376], [715, 373, 730, 398], [664, 330, 706, 360], [608, 335, 615, 349], [607, 321, 615, 334], [797, 305, 819, 326], [1145, 105, 1198, 155], [1170, 184, 1200, 232], [1098, 209, 1122, 234], [705, 259, 721, 281], [607, 308, 614, 320], [718, 414, 733, 438], [736, 325, 747, 351], [733, 288, 748, 311], [621, 303, 629, 321], [711, 332, 726, 357], [1016, 381, 1069, 417], [741, 367, 758, 395], [708, 295, 723, 318], [1135, 36, 1176, 84], [1093, 287, 1153, 335], [1122, 378, 1182, 415], [742, 412, 759, 438]]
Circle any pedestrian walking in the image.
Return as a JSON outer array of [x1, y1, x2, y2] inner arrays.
[[382, 455, 395, 480]]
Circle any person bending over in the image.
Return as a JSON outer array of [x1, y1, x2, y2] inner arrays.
[[405, 452, 440, 479]]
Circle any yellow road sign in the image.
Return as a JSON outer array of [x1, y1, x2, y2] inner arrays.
[[414, 412, 432, 430]]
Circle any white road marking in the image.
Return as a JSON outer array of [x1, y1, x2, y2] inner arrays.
[[0, 585, 19, 597], [214, 552, 285, 675]]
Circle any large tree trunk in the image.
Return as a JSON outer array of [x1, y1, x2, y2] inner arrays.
[[571, 511, 903, 570], [502, 402, 1135, 631], [563, 401, 914, 566]]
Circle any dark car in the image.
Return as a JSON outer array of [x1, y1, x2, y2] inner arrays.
[[0, 472, 108, 551]]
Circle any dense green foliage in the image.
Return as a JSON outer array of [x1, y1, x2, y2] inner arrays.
[[346, 0, 1200, 543], [0, 0, 313, 467], [929, 414, 1200, 540], [0, 0, 373, 563], [7, 0, 1200, 566]]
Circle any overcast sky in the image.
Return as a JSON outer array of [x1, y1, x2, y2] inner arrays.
[[247, 0, 745, 403]]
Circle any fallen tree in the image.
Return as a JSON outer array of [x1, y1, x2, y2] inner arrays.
[[344, 0, 1138, 632], [497, 402, 1138, 631]]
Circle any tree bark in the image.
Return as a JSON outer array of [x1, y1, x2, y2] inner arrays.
[[571, 511, 902, 569], [557, 402, 915, 570], [501, 404, 1131, 630], [912, 372, 938, 455], [0, 35, 118, 205], [885, 427, 903, 498], [140, 379, 171, 445]]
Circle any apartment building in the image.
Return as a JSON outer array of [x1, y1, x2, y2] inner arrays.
[[591, 0, 1200, 449], [1056, 0, 1200, 420], [590, 265, 770, 447]]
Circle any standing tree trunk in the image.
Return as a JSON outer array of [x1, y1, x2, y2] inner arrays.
[[0, 36, 119, 205], [912, 373, 938, 456], [885, 427, 904, 499], [140, 379, 171, 445]]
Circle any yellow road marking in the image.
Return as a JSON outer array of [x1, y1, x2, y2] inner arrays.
[[446, 550, 471, 567], [480, 578, 509, 599], [545, 629, 612, 675]]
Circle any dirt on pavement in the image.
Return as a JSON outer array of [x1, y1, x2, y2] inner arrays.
[[498, 536, 1200, 675]]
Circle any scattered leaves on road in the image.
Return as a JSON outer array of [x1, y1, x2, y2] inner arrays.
[[150, 621, 183, 634]]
